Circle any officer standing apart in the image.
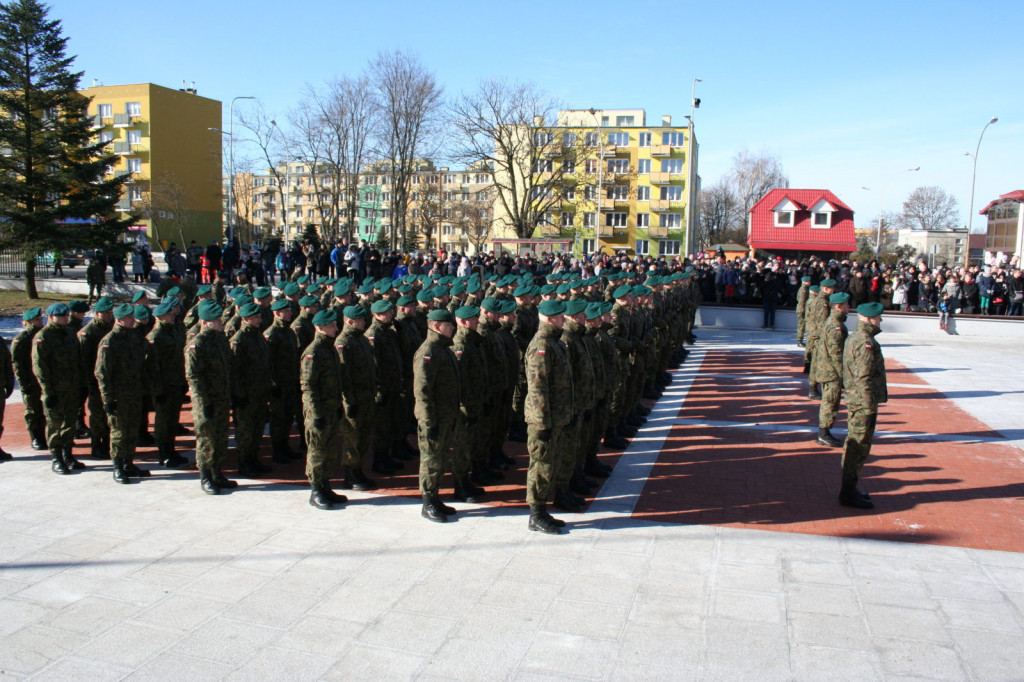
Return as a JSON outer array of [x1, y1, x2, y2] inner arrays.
[[814, 292, 850, 448], [413, 309, 461, 523], [300, 308, 348, 510], [31, 303, 85, 475], [839, 302, 888, 510], [524, 300, 574, 534]]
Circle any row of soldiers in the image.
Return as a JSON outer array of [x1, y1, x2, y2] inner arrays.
[[7, 268, 700, 531], [798, 277, 889, 510]]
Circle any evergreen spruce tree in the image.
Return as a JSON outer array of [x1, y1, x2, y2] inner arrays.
[[0, 0, 133, 298]]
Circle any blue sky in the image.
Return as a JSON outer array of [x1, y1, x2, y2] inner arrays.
[[48, 0, 1021, 230]]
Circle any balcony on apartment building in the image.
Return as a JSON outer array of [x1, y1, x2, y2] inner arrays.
[[647, 224, 669, 238], [649, 172, 684, 184], [649, 199, 682, 212], [113, 113, 135, 127], [113, 141, 149, 155]]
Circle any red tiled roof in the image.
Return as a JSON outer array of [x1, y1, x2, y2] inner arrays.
[[748, 188, 856, 252], [978, 190, 1024, 215]]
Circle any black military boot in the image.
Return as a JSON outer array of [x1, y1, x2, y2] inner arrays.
[[528, 504, 562, 534], [309, 484, 334, 510], [585, 454, 612, 478], [371, 449, 400, 475], [453, 476, 484, 503], [553, 486, 583, 513], [838, 477, 874, 509], [212, 468, 238, 489], [63, 446, 85, 470], [112, 459, 131, 484], [271, 440, 292, 464], [91, 436, 111, 460], [421, 493, 448, 523], [342, 466, 377, 491], [50, 449, 70, 475], [434, 494, 457, 516], [31, 429, 47, 451], [200, 469, 222, 495], [124, 461, 150, 477], [161, 448, 188, 468], [603, 430, 628, 450], [808, 383, 822, 400], [325, 486, 348, 504], [816, 428, 842, 448], [76, 420, 91, 439], [0, 446, 11, 461]]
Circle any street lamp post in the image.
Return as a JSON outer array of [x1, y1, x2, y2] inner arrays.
[[214, 96, 256, 246], [587, 108, 604, 257], [876, 166, 920, 257], [687, 78, 701, 258], [967, 116, 998, 236]]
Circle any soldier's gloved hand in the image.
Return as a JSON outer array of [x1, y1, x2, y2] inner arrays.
[[583, 410, 593, 421], [270, 386, 282, 398], [155, 394, 166, 405], [348, 404, 359, 419], [104, 402, 117, 415], [44, 396, 57, 408], [313, 418, 325, 430], [538, 429, 552, 442], [236, 396, 249, 409], [203, 405, 214, 419], [427, 425, 439, 440]]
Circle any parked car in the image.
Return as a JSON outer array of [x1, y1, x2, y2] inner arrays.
[[35, 252, 83, 268]]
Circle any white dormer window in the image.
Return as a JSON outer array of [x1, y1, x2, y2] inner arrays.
[[776, 211, 793, 227], [809, 198, 836, 229], [773, 198, 801, 227]]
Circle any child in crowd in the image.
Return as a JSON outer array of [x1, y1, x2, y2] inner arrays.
[[938, 291, 951, 331]]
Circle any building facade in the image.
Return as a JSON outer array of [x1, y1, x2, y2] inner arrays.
[[747, 189, 857, 260], [979, 190, 1024, 263], [82, 83, 222, 249], [895, 225, 969, 268]]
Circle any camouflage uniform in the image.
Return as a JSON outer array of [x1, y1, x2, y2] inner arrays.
[[337, 324, 376, 472], [146, 319, 187, 463], [265, 316, 301, 459], [477, 316, 507, 456], [95, 325, 146, 467], [804, 291, 827, 382], [524, 321, 574, 506], [185, 325, 232, 478], [841, 320, 888, 486], [414, 328, 461, 496], [510, 302, 538, 431], [813, 307, 848, 431], [11, 325, 44, 444], [367, 316, 404, 465], [607, 302, 635, 425], [559, 317, 595, 490], [395, 309, 424, 434], [452, 323, 488, 480], [293, 309, 316, 353], [795, 283, 810, 344], [31, 320, 83, 452], [300, 331, 343, 487], [229, 324, 271, 470], [78, 317, 113, 457]]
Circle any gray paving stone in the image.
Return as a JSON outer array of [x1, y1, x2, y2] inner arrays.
[[38, 595, 139, 636], [627, 590, 705, 630], [863, 604, 950, 643], [75, 621, 180, 668], [357, 609, 457, 655], [0, 624, 91, 675], [873, 638, 967, 680], [271, 613, 363, 655], [541, 599, 629, 640], [123, 652, 234, 682], [166, 616, 280, 665], [790, 644, 882, 682], [223, 645, 335, 681], [421, 636, 530, 681], [855, 576, 935, 609], [936, 596, 1024, 634], [451, 603, 545, 643], [784, 557, 855, 586], [786, 583, 863, 617], [28, 655, 131, 682], [790, 611, 874, 650], [132, 592, 231, 633], [220, 587, 319, 628], [714, 561, 785, 593], [711, 589, 785, 623], [558, 574, 638, 608], [518, 631, 616, 680], [949, 628, 1024, 681], [321, 644, 426, 681]]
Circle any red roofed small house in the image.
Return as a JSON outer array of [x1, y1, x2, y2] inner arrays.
[[747, 189, 857, 260], [978, 190, 1024, 262]]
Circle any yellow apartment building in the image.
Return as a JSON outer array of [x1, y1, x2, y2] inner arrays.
[[81, 82, 222, 250]]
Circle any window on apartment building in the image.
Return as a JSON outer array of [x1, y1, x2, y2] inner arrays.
[[660, 159, 684, 174], [607, 159, 629, 174], [562, 132, 577, 147], [127, 129, 142, 145], [662, 132, 685, 146], [411, 209, 419, 219], [813, 212, 831, 227], [561, 211, 574, 227], [563, 187, 576, 201], [126, 102, 141, 117], [475, 173, 489, 184], [443, 225, 454, 236], [607, 186, 629, 201], [97, 103, 112, 118], [382, 209, 391, 219], [635, 239, 650, 255], [636, 213, 650, 228], [637, 187, 650, 201], [443, 209, 454, 219], [616, 116, 635, 126], [534, 159, 553, 173], [98, 130, 113, 144], [585, 132, 599, 147], [583, 185, 597, 201], [583, 212, 596, 227], [582, 238, 596, 253], [410, 192, 418, 201], [601, 116, 610, 126], [445, 174, 457, 184], [607, 132, 629, 146], [660, 185, 683, 201], [562, 160, 575, 174], [659, 240, 681, 256], [127, 158, 141, 173], [533, 131, 554, 146], [530, 186, 553, 199], [128, 186, 143, 202], [461, 192, 470, 201], [637, 159, 651, 175], [775, 211, 793, 227], [584, 159, 599, 174], [638, 132, 651, 147], [660, 213, 682, 228], [605, 212, 628, 227], [412, 175, 420, 184], [363, 175, 375, 185]]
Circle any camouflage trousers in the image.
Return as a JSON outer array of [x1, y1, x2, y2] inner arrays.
[[87, 385, 109, 446], [20, 388, 44, 437], [453, 410, 482, 478], [818, 380, 842, 429], [341, 411, 374, 469], [109, 402, 143, 464], [841, 406, 877, 484], [608, 354, 629, 422], [233, 400, 268, 465], [304, 409, 340, 486], [588, 397, 610, 456], [512, 374, 527, 427], [796, 312, 806, 342], [42, 392, 78, 450], [526, 423, 566, 506], [269, 390, 301, 453], [555, 415, 583, 486], [487, 387, 514, 454], [154, 386, 185, 456], [372, 391, 402, 455], [193, 400, 229, 473], [418, 419, 456, 495]]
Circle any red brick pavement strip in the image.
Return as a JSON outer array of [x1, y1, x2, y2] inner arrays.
[[632, 349, 1024, 552]]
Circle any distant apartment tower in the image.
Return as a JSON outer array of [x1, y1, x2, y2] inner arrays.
[[82, 82, 222, 249]]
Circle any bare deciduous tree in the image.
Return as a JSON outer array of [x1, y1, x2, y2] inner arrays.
[[237, 102, 288, 240], [901, 186, 960, 232], [457, 187, 494, 254], [729, 148, 789, 218], [697, 181, 737, 250]]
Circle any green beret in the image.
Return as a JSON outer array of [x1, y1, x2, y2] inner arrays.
[[451, 283, 467, 296], [113, 303, 133, 319], [133, 305, 151, 322], [23, 306, 42, 322], [397, 295, 416, 307], [46, 302, 70, 316], [801, 276, 812, 283], [343, 305, 368, 320], [613, 285, 633, 299], [809, 285, 821, 293], [481, 297, 502, 314], [234, 294, 253, 309], [499, 299, 518, 314], [198, 300, 223, 321], [306, 283, 322, 295], [513, 285, 532, 297], [298, 295, 319, 307], [402, 275, 416, 284], [364, 276, 376, 285], [322, 278, 336, 286], [819, 279, 836, 288], [427, 308, 454, 323], [357, 283, 374, 296], [166, 286, 181, 297], [538, 300, 566, 316], [570, 280, 586, 290], [370, 299, 395, 314], [545, 273, 559, 283], [333, 283, 351, 297], [131, 290, 147, 303], [487, 274, 499, 282], [271, 298, 291, 311], [282, 282, 300, 296], [296, 275, 310, 285], [252, 286, 272, 299], [829, 292, 850, 305], [197, 285, 212, 296], [466, 279, 481, 294], [238, 302, 261, 318], [556, 283, 572, 295], [539, 284, 556, 295], [378, 280, 393, 294], [601, 302, 614, 315], [585, 302, 603, 320], [431, 287, 448, 300], [153, 300, 175, 317], [415, 290, 433, 303], [229, 286, 246, 299], [163, 296, 180, 308], [93, 297, 115, 313], [68, 300, 89, 313], [312, 309, 338, 327], [632, 285, 651, 297], [455, 305, 479, 319], [564, 299, 588, 316], [857, 302, 884, 317]]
